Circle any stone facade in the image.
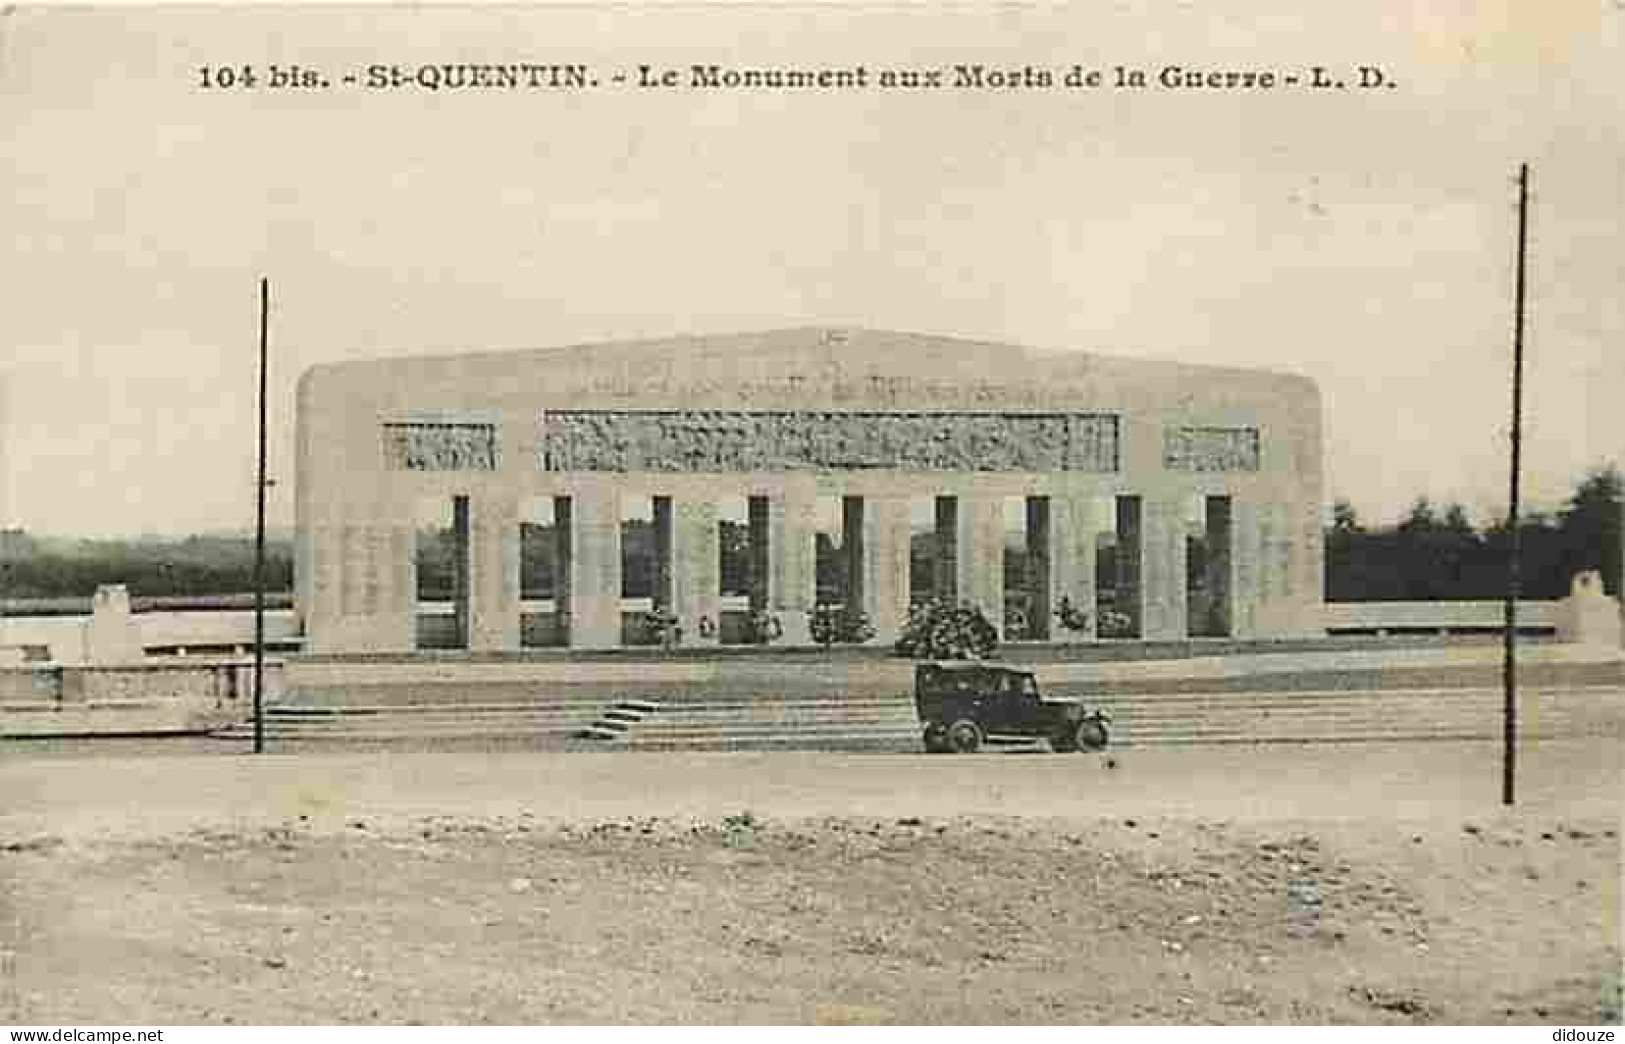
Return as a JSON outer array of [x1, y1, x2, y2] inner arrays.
[[295, 328, 1325, 652]]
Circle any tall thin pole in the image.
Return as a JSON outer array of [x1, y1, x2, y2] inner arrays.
[[254, 277, 269, 755], [1502, 164, 1529, 806]]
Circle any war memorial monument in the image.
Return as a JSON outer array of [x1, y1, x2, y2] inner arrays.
[[293, 328, 1325, 655]]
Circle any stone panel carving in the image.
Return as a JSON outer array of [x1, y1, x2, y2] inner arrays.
[[1163, 426, 1261, 472], [383, 422, 499, 471], [537, 410, 1119, 473]]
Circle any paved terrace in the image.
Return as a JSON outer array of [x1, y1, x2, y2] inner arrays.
[[283, 639, 1621, 689]]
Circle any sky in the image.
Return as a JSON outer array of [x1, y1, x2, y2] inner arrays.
[[1, 2, 1620, 538]]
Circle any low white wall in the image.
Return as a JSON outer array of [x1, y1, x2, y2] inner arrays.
[[0, 609, 301, 662], [135, 609, 303, 649], [1, 658, 285, 735], [1323, 600, 1560, 632]]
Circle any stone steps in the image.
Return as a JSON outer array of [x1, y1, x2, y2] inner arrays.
[[211, 693, 607, 744], [622, 685, 1621, 751], [206, 683, 1621, 751], [218, 716, 585, 732], [255, 705, 589, 721], [627, 722, 1604, 752]]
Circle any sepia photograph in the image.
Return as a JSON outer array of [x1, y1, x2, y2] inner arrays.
[[1, 1, 1620, 1028]]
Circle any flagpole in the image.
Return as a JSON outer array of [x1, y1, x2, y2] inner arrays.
[[1502, 164, 1529, 806], [254, 277, 269, 755]]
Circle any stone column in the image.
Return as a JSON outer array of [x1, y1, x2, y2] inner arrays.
[[469, 494, 520, 652], [956, 495, 1005, 636], [1230, 497, 1260, 639], [1038, 494, 1098, 642], [1249, 500, 1291, 638], [862, 496, 911, 645], [673, 498, 721, 647], [567, 485, 622, 649], [1141, 494, 1189, 641], [766, 486, 816, 646], [450, 496, 472, 648], [1265, 502, 1289, 609]]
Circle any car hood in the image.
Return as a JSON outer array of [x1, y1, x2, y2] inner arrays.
[[1040, 699, 1110, 719]]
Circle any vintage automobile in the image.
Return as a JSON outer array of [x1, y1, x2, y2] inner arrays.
[[914, 662, 1111, 754]]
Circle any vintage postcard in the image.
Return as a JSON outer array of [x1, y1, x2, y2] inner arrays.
[[0, 2, 1620, 1028]]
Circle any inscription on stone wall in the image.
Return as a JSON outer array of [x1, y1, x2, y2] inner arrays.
[[1163, 427, 1261, 472], [383, 422, 499, 471], [566, 371, 1051, 408], [537, 410, 1120, 473]]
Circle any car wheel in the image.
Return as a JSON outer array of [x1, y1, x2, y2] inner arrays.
[[922, 722, 950, 754], [947, 719, 983, 754], [1074, 718, 1109, 753]]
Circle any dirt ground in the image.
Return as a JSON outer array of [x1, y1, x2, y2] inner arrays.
[[2, 740, 1620, 1025]]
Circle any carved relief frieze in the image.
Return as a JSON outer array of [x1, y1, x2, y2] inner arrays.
[[536, 410, 1120, 473], [1163, 426, 1261, 472], [382, 422, 499, 471]]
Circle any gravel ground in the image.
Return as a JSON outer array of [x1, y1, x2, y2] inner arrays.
[[1, 739, 1619, 1025]]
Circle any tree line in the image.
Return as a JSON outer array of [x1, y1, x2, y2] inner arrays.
[[1327, 464, 1619, 601], [0, 533, 296, 602]]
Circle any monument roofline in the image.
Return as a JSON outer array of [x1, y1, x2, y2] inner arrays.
[[298, 326, 1319, 397]]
